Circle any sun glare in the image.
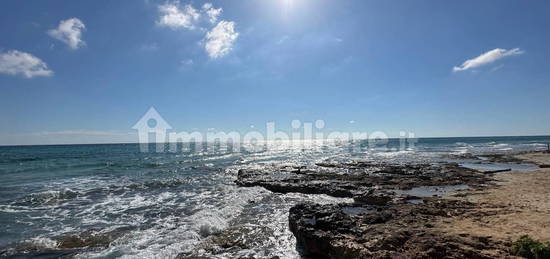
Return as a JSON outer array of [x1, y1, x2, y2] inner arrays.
[[282, 0, 295, 15]]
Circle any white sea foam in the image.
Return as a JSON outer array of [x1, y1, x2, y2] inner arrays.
[[75, 184, 268, 258], [27, 236, 59, 249], [370, 150, 414, 158]]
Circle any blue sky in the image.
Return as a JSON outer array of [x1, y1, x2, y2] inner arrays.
[[1, 0, 550, 145]]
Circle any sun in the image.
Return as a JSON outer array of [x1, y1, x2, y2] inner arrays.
[[282, 0, 295, 16]]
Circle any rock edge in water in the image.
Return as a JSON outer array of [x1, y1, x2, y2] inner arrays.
[[235, 162, 489, 205]]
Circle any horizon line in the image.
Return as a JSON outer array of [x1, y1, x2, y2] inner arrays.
[[1, 134, 550, 148]]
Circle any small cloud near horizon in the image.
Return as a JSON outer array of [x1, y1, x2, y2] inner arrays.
[[453, 48, 524, 72]]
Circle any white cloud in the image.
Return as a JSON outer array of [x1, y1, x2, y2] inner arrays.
[[204, 21, 239, 59], [202, 3, 222, 24], [48, 18, 86, 49], [157, 3, 200, 30], [157, 2, 237, 59], [453, 48, 524, 72], [0, 50, 53, 78]]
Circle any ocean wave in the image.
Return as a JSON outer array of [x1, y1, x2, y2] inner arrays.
[[74, 185, 267, 258], [454, 142, 471, 146], [491, 143, 510, 148], [12, 189, 81, 207], [0, 205, 33, 213], [369, 150, 414, 158]]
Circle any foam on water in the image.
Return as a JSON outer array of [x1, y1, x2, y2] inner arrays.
[[75, 185, 268, 258]]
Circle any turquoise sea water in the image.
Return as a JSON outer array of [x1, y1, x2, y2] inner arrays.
[[0, 136, 549, 258]]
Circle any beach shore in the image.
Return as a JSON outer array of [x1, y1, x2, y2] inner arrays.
[[262, 151, 550, 258], [438, 151, 550, 243]]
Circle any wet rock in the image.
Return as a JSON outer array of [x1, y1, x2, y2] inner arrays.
[[236, 162, 488, 201], [56, 228, 129, 249], [442, 153, 480, 160], [353, 189, 394, 206], [288, 203, 367, 258], [479, 168, 512, 174], [479, 154, 525, 164], [235, 168, 371, 198], [0, 228, 130, 258], [176, 225, 273, 258]]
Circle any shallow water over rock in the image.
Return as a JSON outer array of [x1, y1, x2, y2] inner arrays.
[[393, 184, 470, 198]]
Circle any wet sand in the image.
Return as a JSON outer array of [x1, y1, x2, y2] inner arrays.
[[437, 151, 550, 243]]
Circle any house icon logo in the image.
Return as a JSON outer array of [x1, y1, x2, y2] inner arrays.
[[133, 107, 172, 152]]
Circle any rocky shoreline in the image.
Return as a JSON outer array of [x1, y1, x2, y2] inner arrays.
[[235, 151, 548, 258], [236, 161, 489, 206]]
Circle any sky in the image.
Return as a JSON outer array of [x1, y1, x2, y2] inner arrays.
[[1, 0, 550, 145]]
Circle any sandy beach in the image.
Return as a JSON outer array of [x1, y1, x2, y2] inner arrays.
[[438, 151, 550, 243]]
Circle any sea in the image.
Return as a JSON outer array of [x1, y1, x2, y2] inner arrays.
[[1, 136, 549, 258]]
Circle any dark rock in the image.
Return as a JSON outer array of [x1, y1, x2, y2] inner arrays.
[[289, 200, 509, 258], [236, 162, 488, 202], [442, 153, 479, 160], [56, 228, 129, 249], [353, 189, 393, 206], [480, 168, 512, 174]]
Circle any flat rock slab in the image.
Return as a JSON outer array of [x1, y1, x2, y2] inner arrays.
[[235, 162, 488, 204], [289, 200, 510, 258]]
